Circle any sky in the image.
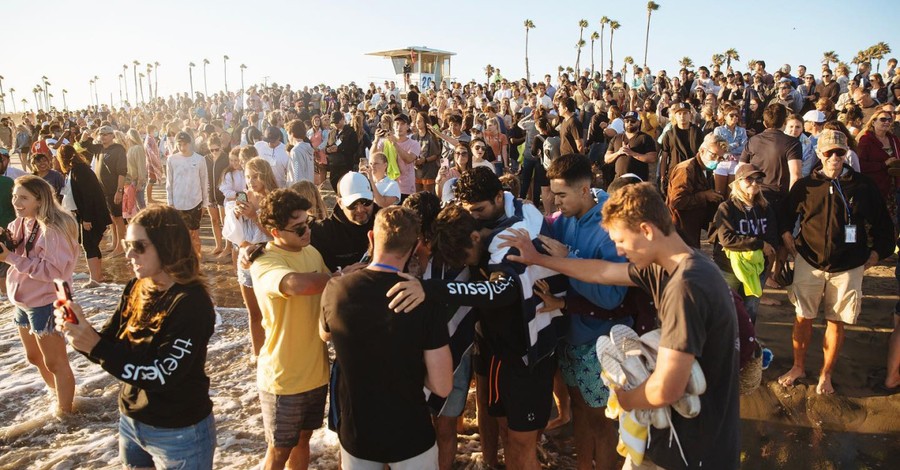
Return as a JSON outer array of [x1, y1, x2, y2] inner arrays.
[[1, 0, 896, 111]]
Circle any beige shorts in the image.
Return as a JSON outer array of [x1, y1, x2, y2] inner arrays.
[[789, 256, 863, 324]]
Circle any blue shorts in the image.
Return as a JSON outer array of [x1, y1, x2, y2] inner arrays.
[[436, 348, 473, 418], [14, 303, 57, 336], [558, 341, 610, 408], [118, 413, 216, 469]]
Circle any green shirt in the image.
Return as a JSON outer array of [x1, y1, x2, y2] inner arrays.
[[0, 176, 14, 228]]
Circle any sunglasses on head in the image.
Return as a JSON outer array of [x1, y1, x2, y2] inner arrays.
[[122, 239, 151, 254], [348, 199, 374, 210]]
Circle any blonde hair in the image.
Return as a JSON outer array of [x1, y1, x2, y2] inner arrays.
[[244, 157, 278, 193], [729, 177, 768, 209], [290, 180, 328, 219], [13, 175, 79, 249]]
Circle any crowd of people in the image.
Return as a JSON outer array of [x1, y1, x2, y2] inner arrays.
[[1, 55, 899, 469]]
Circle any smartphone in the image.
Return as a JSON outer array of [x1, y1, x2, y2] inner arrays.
[[54, 279, 78, 324], [359, 157, 368, 170], [236, 191, 248, 203], [440, 157, 450, 170]]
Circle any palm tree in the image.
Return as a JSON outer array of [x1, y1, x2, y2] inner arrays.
[[42, 76, 50, 110], [48, 93, 54, 109], [822, 51, 839, 70], [590, 31, 600, 75], [711, 54, 725, 68], [118, 74, 124, 103], [872, 42, 891, 72], [61, 89, 68, 110], [724, 48, 740, 69], [35, 85, 43, 110], [484, 64, 494, 83], [852, 50, 869, 74], [679, 57, 694, 69], [240, 64, 247, 92], [154, 61, 160, 99], [132, 60, 140, 102], [575, 19, 588, 72], [0, 75, 4, 114], [139, 73, 145, 103], [123, 64, 129, 102], [623, 56, 635, 81], [9, 88, 16, 113], [146, 63, 153, 102], [599, 16, 609, 73], [202, 58, 210, 96], [643, 1, 660, 67], [223, 55, 230, 93], [93, 76, 99, 108], [524, 20, 535, 83], [20, 98, 27, 113], [189, 62, 196, 98], [747, 59, 758, 71], [608, 20, 621, 71]]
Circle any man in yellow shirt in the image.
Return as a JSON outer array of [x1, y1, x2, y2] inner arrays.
[[251, 188, 332, 470]]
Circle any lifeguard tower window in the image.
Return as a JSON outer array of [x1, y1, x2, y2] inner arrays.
[[391, 58, 407, 74]]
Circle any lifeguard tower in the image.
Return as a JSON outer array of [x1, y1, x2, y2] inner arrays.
[[366, 46, 455, 91]]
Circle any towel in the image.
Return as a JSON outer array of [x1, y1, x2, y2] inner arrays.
[[382, 140, 402, 180], [724, 248, 765, 297]]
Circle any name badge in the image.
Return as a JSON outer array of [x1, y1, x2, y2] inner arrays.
[[845, 225, 857, 243], [335, 138, 343, 146]]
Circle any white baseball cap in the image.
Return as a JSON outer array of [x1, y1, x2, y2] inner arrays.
[[802, 110, 826, 123], [337, 172, 374, 207]]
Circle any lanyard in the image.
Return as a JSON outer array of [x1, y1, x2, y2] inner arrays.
[[830, 178, 851, 223], [370, 263, 401, 273]]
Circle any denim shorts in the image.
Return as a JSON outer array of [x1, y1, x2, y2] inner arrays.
[[14, 303, 57, 336], [237, 267, 253, 288], [118, 413, 216, 469], [435, 348, 473, 418]]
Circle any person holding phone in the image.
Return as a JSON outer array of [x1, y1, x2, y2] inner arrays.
[[54, 205, 217, 468], [0, 175, 79, 415]]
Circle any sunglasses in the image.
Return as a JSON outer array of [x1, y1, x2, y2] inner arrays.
[[877, 117, 893, 123], [348, 199, 374, 210], [281, 215, 315, 237], [122, 239, 152, 254], [742, 176, 763, 184], [209, 147, 221, 152], [472, 145, 485, 150], [823, 149, 847, 158], [454, 150, 469, 155]]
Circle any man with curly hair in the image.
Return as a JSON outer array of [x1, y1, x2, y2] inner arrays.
[[250, 188, 333, 470]]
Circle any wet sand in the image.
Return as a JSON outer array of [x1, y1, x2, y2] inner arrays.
[[5, 150, 899, 468]]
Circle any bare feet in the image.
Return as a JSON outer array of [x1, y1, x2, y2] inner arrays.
[[816, 374, 835, 395], [212, 247, 225, 256], [778, 366, 806, 387], [765, 277, 782, 289], [885, 376, 900, 389], [545, 414, 571, 431]]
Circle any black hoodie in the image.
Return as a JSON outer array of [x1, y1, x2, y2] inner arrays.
[[785, 166, 894, 273]]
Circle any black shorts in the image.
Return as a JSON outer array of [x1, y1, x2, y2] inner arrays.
[[179, 204, 203, 231], [484, 349, 556, 432], [105, 193, 123, 218]]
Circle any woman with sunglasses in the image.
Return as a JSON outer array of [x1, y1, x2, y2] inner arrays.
[[435, 143, 472, 200], [713, 104, 749, 196], [0, 175, 79, 416], [857, 105, 900, 218], [710, 164, 779, 324], [204, 133, 230, 259], [55, 205, 216, 468]]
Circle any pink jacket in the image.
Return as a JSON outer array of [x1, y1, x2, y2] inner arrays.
[[5, 218, 78, 308]]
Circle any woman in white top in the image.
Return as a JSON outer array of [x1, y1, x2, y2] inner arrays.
[[362, 152, 400, 206]]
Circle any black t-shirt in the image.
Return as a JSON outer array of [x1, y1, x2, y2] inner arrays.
[[88, 142, 127, 197], [627, 252, 740, 470], [321, 270, 449, 462], [607, 132, 657, 181], [559, 115, 583, 155]]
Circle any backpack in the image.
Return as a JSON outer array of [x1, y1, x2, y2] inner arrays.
[[541, 135, 561, 169]]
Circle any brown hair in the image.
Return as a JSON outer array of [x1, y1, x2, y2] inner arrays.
[[56, 144, 89, 174], [290, 180, 328, 219], [120, 205, 206, 341], [374, 206, 421, 255], [601, 182, 674, 235], [430, 204, 479, 268], [862, 104, 895, 136]]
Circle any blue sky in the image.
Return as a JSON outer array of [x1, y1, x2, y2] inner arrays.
[[1, 0, 895, 110]]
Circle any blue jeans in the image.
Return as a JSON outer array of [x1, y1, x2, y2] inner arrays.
[[119, 413, 216, 469], [136, 188, 146, 210]]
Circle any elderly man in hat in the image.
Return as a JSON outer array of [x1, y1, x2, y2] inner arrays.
[[254, 126, 291, 187], [779, 129, 894, 395]]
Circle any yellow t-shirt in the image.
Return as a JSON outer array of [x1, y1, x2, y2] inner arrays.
[[251, 243, 330, 395]]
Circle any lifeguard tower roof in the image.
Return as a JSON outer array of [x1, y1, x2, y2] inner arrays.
[[366, 46, 456, 58]]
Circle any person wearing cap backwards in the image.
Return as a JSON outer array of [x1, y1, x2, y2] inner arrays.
[[801, 110, 827, 176], [166, 131, 209, 257], [658, 102, 703, 196], [779, 129, 894, 395], [81, 125, 128, 256], [667, 133, 728, 248], [254, 126, 291, 188], [325, 111, 359, 191], [372, 113, 420, 202], [603, 110, 658, 183]]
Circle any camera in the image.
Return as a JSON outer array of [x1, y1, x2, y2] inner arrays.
[[0, 228, 17, 252]]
